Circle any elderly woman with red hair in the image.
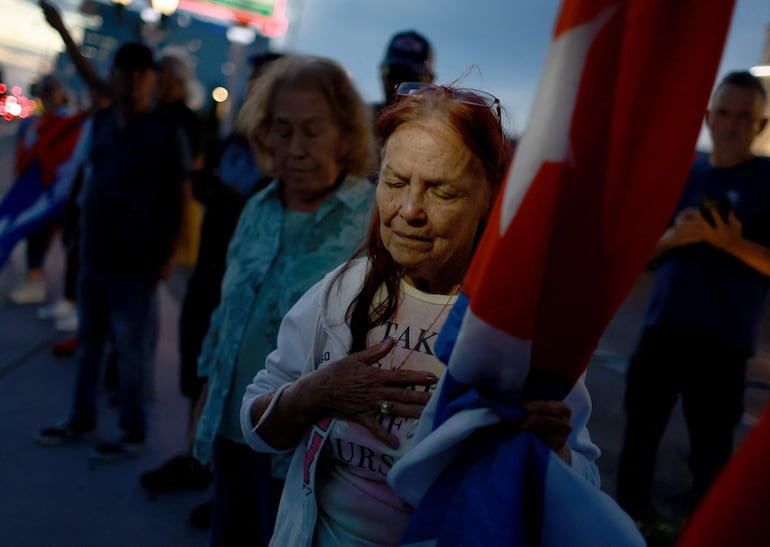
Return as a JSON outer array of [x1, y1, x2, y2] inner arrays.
[[242, 82, 600, 546]]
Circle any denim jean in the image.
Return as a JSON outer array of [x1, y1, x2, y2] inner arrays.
[[71, 267, 158, 437]]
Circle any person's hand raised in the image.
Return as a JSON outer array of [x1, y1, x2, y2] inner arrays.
[[312, 337, 439, 449], [39, 0, 65, 31]]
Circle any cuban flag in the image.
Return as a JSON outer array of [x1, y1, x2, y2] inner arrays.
[[388, 0, 734, 545], [0, 114, 89, 269]]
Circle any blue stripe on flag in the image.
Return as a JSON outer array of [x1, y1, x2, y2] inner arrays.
[[0, 162, 68, 268]]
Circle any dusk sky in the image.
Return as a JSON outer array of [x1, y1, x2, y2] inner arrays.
[[273, 0, 769, 148], [1, 0, 768, 147]]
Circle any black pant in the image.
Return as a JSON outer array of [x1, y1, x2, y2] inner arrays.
[[60, 169, 83, 301], [210, 436, 283, 547], [178, 194, 245, 401], [178, 275, 220, 400], [616, 326, 747, 518], [61, 203, 80, 302], [26, 223, 56, 270]]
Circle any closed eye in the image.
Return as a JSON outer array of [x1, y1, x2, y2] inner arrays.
[[428, 182, 458, 200], [380, 178, 407, 188], [304, 123, 325, 139]]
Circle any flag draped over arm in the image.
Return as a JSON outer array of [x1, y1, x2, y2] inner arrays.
[[0, 112, 89, 269], [388, 0, 734, 545]]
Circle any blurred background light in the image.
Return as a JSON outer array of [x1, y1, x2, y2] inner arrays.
[[226, 24, 256, 44], [211, 86, 228, 102]]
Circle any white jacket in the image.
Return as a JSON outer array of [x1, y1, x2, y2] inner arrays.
[[241, 258, 600, 547]]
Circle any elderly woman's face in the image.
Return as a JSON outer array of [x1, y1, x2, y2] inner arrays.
[[269, 86, 345, 211], [377, 118, 490, 293]]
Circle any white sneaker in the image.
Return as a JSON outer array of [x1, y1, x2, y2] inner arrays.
[[9, 280, 47, 305], [38, 299, 76, 320], [55, 310, 79, 333]]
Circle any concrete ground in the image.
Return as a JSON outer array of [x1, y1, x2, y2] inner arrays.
[[0, 126, 208, 546], [0, 244, 210, 547]]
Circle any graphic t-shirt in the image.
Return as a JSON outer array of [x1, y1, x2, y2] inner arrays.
[[314, 281, 457, 546]]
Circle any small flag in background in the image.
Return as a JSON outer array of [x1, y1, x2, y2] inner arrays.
[[0, 161, 76, 269], [389, 0, 734, 545], [0, 114, 89, 269]]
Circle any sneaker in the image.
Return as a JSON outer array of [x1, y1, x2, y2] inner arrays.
[[189, 500, 213, 530], [9, 280, 47, 305], [34, 420, 95, 446], [37, 299, 75, 320], [140, 454, 212, 493], [52, 337, 79, 357], [55, 310, 79, 332], [90, 434, 145, 462]]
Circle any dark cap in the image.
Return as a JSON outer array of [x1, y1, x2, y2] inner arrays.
[[113, 42, 158, 71], [381, 30, 434, 77], [248, 51, 283, 71]]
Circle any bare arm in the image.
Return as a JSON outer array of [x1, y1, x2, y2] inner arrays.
[[40, 0, 112, 97], [704, 211, 770, 276], [656, 207, 770, 276], [650, 209, 707, 263]]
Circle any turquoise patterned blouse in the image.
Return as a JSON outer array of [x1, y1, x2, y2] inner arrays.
[[193, 175, 375, 464]]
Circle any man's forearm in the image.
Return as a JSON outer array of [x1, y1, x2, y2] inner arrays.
[[44, 2, 112, 96], [649, 227, 679, 263], [721, 238, 770, 277]]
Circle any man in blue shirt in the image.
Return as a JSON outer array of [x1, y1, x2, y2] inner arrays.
[[617, 71, 770, 526]]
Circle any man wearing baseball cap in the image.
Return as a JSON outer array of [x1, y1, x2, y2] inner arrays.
[[367, 30, 436, 184], [111, 42, 159, 116], [377, 30, 435, 112]]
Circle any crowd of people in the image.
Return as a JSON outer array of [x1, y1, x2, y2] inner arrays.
[[2, 3, 769, 545]]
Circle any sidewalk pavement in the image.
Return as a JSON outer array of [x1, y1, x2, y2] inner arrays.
[[0, 240, 209, 547]]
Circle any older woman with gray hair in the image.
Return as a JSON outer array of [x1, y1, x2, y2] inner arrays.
[[192, 54, 376, 546]]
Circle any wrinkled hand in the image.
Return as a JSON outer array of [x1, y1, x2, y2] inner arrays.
[[39, 0, 65, 30], [521, 400, 573, 464], [315, 338, 439, 448]]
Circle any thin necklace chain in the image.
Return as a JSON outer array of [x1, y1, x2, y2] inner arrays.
[[389, 283, 461, 371]]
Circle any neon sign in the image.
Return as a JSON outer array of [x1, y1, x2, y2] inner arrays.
[[178, 0, 288, 37]]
